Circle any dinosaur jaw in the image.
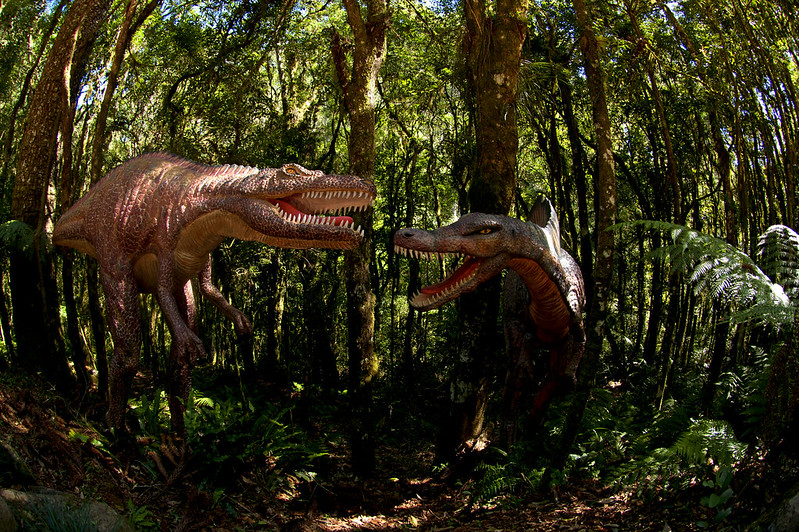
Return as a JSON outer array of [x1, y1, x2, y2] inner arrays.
[[410, 256, 485, 310], [258, 188, 375, 247], [272, 199, 363, 236], [393, 244, 505, 310]]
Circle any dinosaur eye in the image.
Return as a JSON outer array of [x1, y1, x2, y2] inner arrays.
[[473, 227, 497, 235], [284, 166, 298, 175]]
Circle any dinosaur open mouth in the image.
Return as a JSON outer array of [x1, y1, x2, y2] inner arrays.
[[270, 189, 373, 238], [420, 256, 482, 294], [394, 244, 484, 308]]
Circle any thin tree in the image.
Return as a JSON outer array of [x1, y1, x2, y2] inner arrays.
[[550, 0, 617, 472], [331, 0, 388, 476]]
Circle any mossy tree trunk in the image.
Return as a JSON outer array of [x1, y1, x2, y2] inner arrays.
[[550, 0, 617, 473], [331, 0, 388, 477], [437, 0, 529, 460]]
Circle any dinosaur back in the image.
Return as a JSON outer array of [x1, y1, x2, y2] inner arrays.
[[53, 153, 254, 258]]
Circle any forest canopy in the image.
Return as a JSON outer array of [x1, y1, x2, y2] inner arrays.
[[1, 0, 799, 529]]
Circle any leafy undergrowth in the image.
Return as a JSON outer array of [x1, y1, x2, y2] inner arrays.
[[0, 371, 791, 531]]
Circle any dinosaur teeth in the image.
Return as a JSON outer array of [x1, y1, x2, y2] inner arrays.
[[409, 266, 478, 309], [299, 190, 373, 205], [393, 245, 462, 262], [274, 203, 365, 237]]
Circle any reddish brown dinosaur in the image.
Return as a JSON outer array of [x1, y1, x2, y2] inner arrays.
[[53, 153, 376, 433], [393, 196, 585, 443]]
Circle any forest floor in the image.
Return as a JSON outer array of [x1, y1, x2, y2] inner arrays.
[[0, 371, 783, 531]]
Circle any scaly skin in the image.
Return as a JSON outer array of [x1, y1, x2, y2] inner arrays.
[[53, 153, 376, 433], [393, 196, 585, 443]]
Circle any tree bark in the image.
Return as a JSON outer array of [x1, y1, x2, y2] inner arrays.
[[331, 0, 388, 477], [550, 0, 616, 472], [0, 267, 15, 365], [437, 0, 528, 461], [9, 0, 110, 392], [0, 0, 67, 199]]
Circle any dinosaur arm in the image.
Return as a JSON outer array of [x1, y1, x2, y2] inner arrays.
[[155, 253, 206, 363], [197, 259, 253, 336]]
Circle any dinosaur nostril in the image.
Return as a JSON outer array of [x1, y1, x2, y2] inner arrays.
[[402, 230, 415, 238]]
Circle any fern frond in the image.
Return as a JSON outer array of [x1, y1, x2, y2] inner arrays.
[[617, 220, 794, 327], [758, 225, 799, 302], [671, 419, 746, 467], [473, 462, 522, 502]]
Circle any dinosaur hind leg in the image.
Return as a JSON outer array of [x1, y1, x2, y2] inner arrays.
[[526, 329, 586, 429], [101, 269, 142, 432], [167, 281, 197, 436]]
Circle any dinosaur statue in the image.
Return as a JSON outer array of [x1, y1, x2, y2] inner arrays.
[[393, 196, 585, 443], [53, 152, 376, 433]]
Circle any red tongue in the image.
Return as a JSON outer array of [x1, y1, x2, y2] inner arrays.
[[274, 199, 354, 226], [421, 257, 482, 294]]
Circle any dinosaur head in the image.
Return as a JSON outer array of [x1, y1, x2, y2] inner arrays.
[[218, 162, 377, 250], [393, 212, 533, 310]]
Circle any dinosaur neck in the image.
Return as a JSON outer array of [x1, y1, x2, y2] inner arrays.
[[507, 257, 572, 343]]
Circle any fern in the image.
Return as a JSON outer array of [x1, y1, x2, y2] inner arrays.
[[473, 461, 523, 502], [757, 224, 799, 301], [469, 447, 545, 504], [0, 219, 49, 260], [619, 220, 794, 328], [609, 418, 745, 491], [671, 419, 745, 467]]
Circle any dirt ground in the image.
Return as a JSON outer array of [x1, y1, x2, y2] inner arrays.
[[0, 374, 780, 531]]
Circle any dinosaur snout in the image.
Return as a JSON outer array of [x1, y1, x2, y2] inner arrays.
[[394, 228, 428, 242], [393, 227, 435, 256]]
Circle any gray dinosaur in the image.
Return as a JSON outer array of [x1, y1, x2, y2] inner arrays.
[[393, 196, 586, 442]]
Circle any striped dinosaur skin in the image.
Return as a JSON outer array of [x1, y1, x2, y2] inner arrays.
[[53, 153, 376, 433], [393, 196, 586, 442]]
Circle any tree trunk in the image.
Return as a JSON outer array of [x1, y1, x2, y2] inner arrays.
[[259, 252, 285, 376], [0, 266, 15, 366], [628, 6, 680, 222], [302, 255, 341, 390], [550, 0, 616, 472], [89, 0, 160, 184], [332, 0, 388, 477], [702, 305, 730, 415], [438, 0, 528, 460], [559, 77, 591, 272], [0, 0, 67, 198], [9, 0, 110, 392]]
